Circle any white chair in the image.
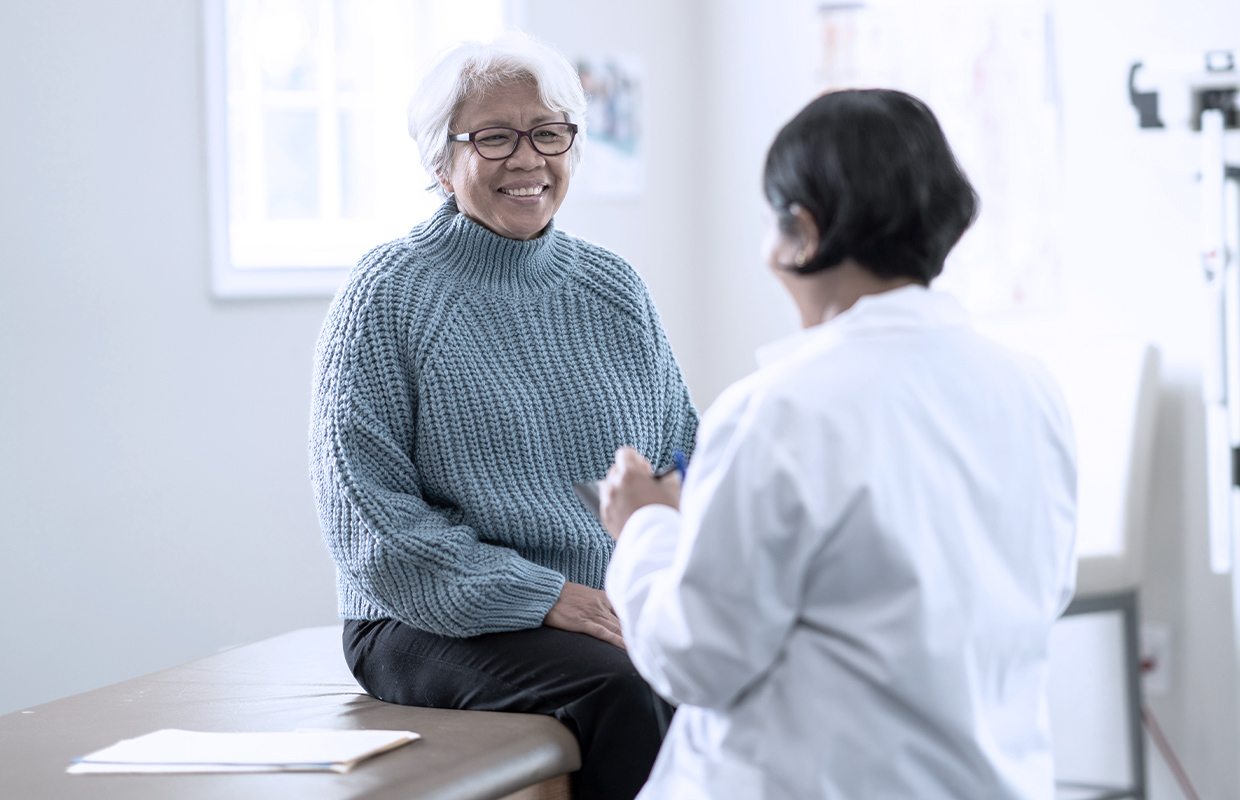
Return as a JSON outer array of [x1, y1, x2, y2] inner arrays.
[[1037, 339, 1161, 800]]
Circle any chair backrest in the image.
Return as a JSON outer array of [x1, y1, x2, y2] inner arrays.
[[976, 322, 1162, 594], [1066, 342, 1161, 594]]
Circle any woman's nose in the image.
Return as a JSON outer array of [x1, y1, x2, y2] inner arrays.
[[506, 134, 545, 167]]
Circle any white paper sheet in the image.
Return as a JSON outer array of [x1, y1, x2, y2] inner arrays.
[[68, 728, 420, 775]]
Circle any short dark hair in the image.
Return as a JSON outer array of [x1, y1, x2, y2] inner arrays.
[[763, 89, 978, 284]]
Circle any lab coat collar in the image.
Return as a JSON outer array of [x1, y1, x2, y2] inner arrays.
[[755, 285, 969, 368]]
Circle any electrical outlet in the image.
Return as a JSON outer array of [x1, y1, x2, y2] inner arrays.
[[1140, 621, 1173, 697]]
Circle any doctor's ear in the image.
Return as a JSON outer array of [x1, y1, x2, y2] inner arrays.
[[783, 204, 822, 270]]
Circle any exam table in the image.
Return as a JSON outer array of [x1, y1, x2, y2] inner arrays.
[[0, 625, 580, 799]]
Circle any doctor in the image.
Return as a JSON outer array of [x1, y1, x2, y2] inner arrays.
[[599, 89, 1077, 800]]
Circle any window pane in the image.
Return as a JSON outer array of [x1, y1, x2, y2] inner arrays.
[[264, 109, 319, 219], [225, 0, 247, 92], [339, 110, 375, 219], [258, 0, 318, 92], [334, 0, 374, 93], [227, 102, 251, 221]]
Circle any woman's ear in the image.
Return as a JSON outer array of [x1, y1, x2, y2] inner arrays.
[[436, 170, 454, 195], [788, 204, 821, 267]]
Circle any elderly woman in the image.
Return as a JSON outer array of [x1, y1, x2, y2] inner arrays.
[[310, 35, 697, 800], [600, 89, 1078, 800]]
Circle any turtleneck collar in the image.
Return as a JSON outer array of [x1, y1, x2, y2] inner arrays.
[[407, 197, 576, 297]]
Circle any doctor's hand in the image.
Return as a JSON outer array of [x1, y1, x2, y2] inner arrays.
[[544, 581, 626, 649], [599, 446, 682, 541]]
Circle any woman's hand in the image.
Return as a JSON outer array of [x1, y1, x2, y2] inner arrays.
[[599, 446, 682, 540], [544, 581, 626, 649]]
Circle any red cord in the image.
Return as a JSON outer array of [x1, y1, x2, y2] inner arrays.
[[1142, 706, 1201, 800]]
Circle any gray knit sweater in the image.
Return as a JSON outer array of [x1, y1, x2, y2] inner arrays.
[[310, 199, 698, 637]]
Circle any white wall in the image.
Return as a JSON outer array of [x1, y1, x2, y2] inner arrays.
[[696, 0, 814, 402], [0, 1, 339, 712], [520, 0, 711, 399]]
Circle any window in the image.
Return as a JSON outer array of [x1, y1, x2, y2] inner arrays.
[[203, 0, 508, 297]]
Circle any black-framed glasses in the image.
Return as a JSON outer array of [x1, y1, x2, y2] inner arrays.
[[448, 122, 578, 160]]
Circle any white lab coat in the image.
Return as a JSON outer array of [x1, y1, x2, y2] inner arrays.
[[606, 286, 1077, 800]]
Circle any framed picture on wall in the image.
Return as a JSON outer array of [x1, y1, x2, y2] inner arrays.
[[572, 54, 646, 198]]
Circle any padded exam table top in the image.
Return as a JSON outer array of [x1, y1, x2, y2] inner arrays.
[[0, 625, 580, 799]]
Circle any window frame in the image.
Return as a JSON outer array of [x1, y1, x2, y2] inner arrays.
[[204, 0, 353, 297], [202, 0, 519, 298]]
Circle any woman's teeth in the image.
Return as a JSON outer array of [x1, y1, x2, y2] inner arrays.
[[500, 186, 546, 196]]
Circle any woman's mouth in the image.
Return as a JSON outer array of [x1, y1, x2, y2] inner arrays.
[[499, 185, 547, 197]]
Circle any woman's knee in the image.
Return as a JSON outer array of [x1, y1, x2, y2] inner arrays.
[[562, 659, 665, 741]]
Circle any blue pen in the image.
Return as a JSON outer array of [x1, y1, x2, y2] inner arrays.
[[672, 449, 688, 480], [576, 450, 687, 518], [652, 449, 688, 481]]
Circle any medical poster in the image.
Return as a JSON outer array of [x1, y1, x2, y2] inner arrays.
[[574, 55, 646, 197], [819, 0, 1063, 315]]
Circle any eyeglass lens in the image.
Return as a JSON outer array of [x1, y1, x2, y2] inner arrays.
[[473, 124, 575, 158]]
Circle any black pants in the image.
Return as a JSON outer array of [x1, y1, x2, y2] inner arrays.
[[343, 619, 672, 800]]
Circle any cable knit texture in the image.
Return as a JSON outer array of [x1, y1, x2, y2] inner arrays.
[[311, 198, 698, 637]]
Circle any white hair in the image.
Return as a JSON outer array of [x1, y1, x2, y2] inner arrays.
[[408, 33, 588, 198]]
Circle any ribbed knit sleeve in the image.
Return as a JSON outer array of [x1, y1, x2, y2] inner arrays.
[[557, 238, 697, 473], [646, 291, 698, 470], [310, 200, 698, 637]]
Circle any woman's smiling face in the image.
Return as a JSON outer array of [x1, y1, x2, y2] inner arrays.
[[438, 80, 572, 241]]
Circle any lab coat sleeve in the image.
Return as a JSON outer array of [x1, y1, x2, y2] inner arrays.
[[607, 388, 833, 710], [1016, 351, 1079, 617]]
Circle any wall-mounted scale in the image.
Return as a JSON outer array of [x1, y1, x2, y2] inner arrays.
[[1130, 50, 1240, 577]]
